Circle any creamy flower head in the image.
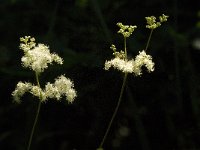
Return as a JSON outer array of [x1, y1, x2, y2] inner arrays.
[[30, 85, 46, 101], [134, 50, 155, 75], [12, 82, 32, 103], [20, 36, 63, 73], [105, 58, 134, 73], [104, 50, 154, 76], [45, 75, 77, 103], [12, 75, 77, 103]]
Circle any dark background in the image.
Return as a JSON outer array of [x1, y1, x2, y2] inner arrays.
[[0, 0, 200, 149]]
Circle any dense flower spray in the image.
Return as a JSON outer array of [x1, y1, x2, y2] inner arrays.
[[104, 22, 155, 76], [104, 14, 169, 76], [12, 36, 77, 150], [20, 36, 63, 73], [12, 36, 77, 103]]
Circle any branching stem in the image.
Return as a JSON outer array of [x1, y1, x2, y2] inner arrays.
[[27, 72, 42, 150]]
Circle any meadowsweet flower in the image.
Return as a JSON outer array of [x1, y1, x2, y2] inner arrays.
[[159, 14, 169, 23], [110, 44, 126, 59], [44, 83, 61, 100], [20, 36, 63, 73], [12, 82, 32, 103], [66, 89, 77, 103], [104, 22, 155, 76], [134, 50, 155, 75], [12, 75, 77, 103], [145, 14, 169, 29], [45, 75, 77, 103], [100, 17, 168, 150], [117, 22, 137, 38], [105, 58, 134, 73], [145, 16, 161, 29], [30, 85, 46, 101], [19, 36, 36, 52], [13, 36, 77, 150], [104, 50, 154, 76], [12, 36, 77, 103]]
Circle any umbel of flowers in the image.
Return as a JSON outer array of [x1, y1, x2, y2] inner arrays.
[[12, 36, 77, 103]]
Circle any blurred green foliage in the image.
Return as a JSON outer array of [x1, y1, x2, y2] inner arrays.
[[0, 0, 200, 150]]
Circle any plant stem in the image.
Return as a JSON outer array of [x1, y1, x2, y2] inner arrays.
[[98, 73, 128, 149], [124, 37, 127, 58], [27, 72, 42, 150], [145, 29, 154, 51]]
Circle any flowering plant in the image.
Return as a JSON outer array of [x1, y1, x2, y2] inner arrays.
[[12, 36, 77, 150], [98, 14, 168, 150]]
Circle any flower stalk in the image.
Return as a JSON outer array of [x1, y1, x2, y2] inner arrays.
[[27, 72, 42, 150], [98, 73, 128, 149], [145, 29, 154, 51]]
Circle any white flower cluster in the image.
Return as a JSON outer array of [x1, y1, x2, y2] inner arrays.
[[12, 75, 77, 103], [12, 82, 32, 103], [104, 50, 154, 76], [13, 36, 77, 103], [19, 36, 63, 73]]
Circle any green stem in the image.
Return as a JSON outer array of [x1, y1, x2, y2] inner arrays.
[[145, 29, 154, 51], [98, 73, 128, 149], [124, 37, 127, 58], [27, 72, 42, 150]]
